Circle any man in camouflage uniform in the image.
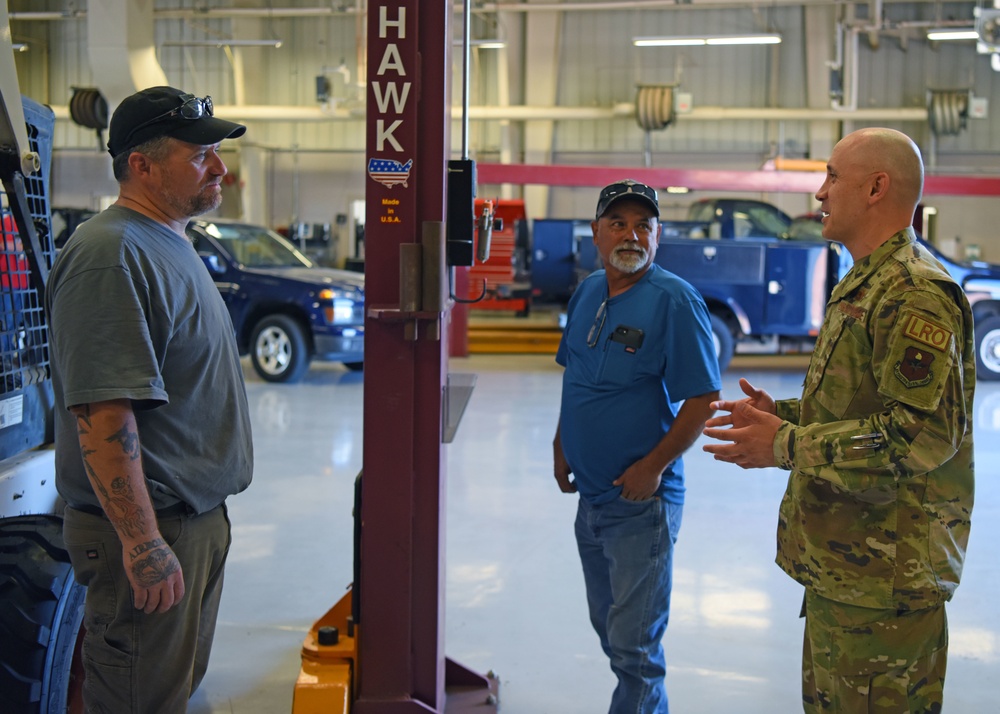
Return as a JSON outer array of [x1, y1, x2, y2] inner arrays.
[[701, 127, 975, 713]]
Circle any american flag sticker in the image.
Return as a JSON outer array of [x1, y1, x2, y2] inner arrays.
[[368, 158, 413, 188]]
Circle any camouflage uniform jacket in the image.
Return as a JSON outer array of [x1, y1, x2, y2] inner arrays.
[[772, 228, 975, 611]]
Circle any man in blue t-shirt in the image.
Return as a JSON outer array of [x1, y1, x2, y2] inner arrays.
[[553, 179, 721, 714]]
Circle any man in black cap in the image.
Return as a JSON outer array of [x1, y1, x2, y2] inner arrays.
[[46, 86, 254, 712], [552, 180, 721, 713]]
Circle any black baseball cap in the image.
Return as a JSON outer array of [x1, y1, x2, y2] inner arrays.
[[107, 86, 246, 157], [595, 179, 660, 220]]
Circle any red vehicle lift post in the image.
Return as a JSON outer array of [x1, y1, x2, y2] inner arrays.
[[292, 1, 497, 712]]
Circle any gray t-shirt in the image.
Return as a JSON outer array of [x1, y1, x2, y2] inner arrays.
[[46, 205, 253, 514]]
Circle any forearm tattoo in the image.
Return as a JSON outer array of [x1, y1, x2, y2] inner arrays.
[[107, 424, 141, 461], [75, 412, 147, 539], [75, 406, 92, 435]]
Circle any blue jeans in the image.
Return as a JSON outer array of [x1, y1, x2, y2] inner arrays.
[[575, 496, 683, 714]]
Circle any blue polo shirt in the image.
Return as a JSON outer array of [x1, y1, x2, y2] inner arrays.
[[556, 264, 720, 505]]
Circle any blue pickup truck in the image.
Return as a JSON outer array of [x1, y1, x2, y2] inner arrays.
[[186, 218, 364, 383], [531, 198, 1000, 380]]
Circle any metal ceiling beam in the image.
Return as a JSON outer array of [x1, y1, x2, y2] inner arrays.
[[8, 0, 976, 21], [475, 163, 1000, 196], [44, 103, 932, 123]]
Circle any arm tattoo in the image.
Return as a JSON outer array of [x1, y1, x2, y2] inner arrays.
[[106, 425, 141, 461], [80, 459, 147, 538], [76, 409, 147, 539], [129, 538, 166, 562], [131, 547, 180, 587], [103, 477, 146, 538], [75, 408, 93, 436]]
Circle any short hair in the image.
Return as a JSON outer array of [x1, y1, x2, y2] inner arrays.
[[111, 135, 174, 182]]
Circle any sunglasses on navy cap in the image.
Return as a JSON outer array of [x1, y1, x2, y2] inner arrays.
[[117, 94, 214, 153], [595, 180, 660, 220]]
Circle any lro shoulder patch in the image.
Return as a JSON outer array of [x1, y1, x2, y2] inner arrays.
[[901, 313, 952, 352], [891, 311, 953, 393]]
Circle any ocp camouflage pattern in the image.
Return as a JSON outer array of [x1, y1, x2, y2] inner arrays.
[[772, 228, 975, 610]]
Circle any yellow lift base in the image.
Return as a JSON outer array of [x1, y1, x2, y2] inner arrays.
[[292, 591, 355, 714], [291, 590, 500, 713]]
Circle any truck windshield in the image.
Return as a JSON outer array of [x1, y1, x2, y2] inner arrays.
[[738, 205, 791, 237], [201, 222, 314, 268]]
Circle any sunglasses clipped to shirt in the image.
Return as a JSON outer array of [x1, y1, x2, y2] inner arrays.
[[117, 94, 215, 152]]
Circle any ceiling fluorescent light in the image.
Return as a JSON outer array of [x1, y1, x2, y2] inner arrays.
[[707, 34, 781, 46], [634, 37, 707, 47], [161, 39, 283, 49], [452, 39, 506, 49], [634, 34, 781, 48], [926, 29, 979, 41]]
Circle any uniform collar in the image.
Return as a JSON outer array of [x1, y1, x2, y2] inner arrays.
[[829, 227, 916, 303]]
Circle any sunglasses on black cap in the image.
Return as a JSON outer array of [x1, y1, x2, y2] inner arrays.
[[596, 180, 659, 219], [118, 94, 214, 153]]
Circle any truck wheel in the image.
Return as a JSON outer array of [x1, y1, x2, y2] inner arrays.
[[250, 314, 310, 383], [710, 314, 735, 373], [0, 515, 86, 714], [975, 315, 1000, 381]]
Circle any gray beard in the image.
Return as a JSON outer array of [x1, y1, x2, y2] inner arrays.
[[609, 246, 648, 273]]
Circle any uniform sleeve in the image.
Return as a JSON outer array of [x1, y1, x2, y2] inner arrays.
[[771, 287, 970, 497], [774, 398, 800, 424]]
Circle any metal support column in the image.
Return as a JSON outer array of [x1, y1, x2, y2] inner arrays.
[[357, 0, 496, 711], [293, 4, 497, 709]]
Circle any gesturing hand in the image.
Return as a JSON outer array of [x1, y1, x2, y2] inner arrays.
[[702, 380, 783, 469]]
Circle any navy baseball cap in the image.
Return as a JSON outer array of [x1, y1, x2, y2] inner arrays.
[[107, 86, 246, 157], [595, 179, 660, 220]]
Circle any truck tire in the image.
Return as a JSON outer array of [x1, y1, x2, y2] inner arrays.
[[710, 314, 735, 373], [250, 314, 311, 383], [975, 315, 1000, 381], [0, 515, 86, 714]]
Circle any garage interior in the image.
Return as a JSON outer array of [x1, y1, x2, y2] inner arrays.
[[175, 354, 997, 713], [3, 0, 999, 713]]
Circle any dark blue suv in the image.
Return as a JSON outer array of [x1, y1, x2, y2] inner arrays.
[[186, 218, 364, 383]]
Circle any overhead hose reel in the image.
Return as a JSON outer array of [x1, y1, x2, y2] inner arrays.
[[927, 89, 969, 137], [635, 84, 676, 132], [68, 86, 109, 149]]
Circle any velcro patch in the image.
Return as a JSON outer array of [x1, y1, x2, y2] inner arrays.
[[894, 346, 935, 388], [838, 302, 865, 320], [901, 314, 952, 352]]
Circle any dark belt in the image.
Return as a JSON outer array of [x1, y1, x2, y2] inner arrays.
[[72, 501, 193, 519]]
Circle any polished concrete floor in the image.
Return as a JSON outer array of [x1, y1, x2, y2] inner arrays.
[[188, 354, 999, 714]]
